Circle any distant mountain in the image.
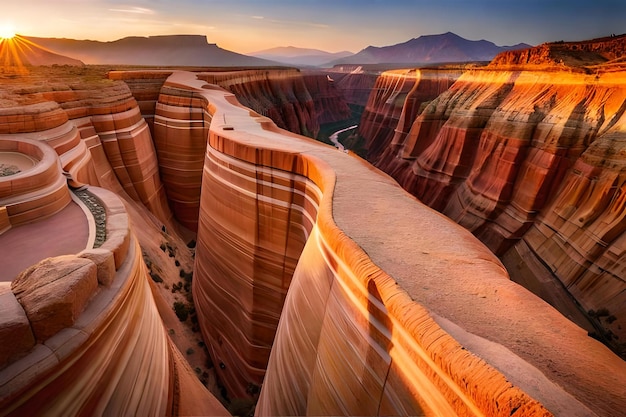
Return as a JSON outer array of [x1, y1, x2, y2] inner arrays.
[[1, 35, 84, 66], [23, 35, 280, 67], [331, 32, 531, 66], [250, 46, 353, 67]]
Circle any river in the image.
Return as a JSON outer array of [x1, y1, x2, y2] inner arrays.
[[328, 125, 358, 152]]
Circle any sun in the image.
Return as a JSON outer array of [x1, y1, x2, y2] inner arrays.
[[0, 24, 16, 40]]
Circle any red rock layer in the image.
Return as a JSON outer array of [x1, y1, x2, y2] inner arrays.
[[0, 138, 71, 226], [108, 70, 173, 131], [0, 77, 172, 224], [361, 68, 626, 352], [167, 71, 626, 416], [152, 83, 211, 231], [491, 34, 626, 68], [301, 73, 352, 125], [199, 69, 320, 137], [0, 71, 225, 415], [195, 132, 320, 398], [359, 69, 461, 164]]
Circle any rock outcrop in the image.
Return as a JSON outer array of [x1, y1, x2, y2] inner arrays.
[[491, 34, 626, 68], [358, 55, 626, 355]]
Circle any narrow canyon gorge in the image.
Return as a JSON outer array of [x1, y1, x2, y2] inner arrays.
[[1, 35, 625, 417]]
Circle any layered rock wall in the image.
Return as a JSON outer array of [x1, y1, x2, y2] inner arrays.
[[0, 77, 172, 224], [359, 69, 461, 164], [301, 73, 352, 125], [152, 84, 211, 230], [170, 71, 626, 416], [0, 69, 224, 416], [360, 67, 626, 352], [199, 69, 320, 137], [326, 67, 380, 108]]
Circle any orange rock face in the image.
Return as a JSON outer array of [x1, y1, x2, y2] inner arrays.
[[200, 69, 320, 137], [156, 71, 625, 416], [152, 83, 210, 231], [359, 67, 626, 355]]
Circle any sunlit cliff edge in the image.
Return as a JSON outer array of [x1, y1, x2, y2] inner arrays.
[[0, 52, 625, 417]]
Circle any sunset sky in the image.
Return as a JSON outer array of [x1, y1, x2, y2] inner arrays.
[[2, 0, 622, 54]]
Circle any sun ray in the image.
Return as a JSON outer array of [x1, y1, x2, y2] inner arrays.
[[1, 35, 29, 74]]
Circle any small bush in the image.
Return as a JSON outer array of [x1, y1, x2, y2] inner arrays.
[[150, 272, 163, 283], [173, 301, 189, 322]]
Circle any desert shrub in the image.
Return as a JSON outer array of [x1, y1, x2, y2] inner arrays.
[[173, 301, 189, 322], [150, 271, 163, 283]]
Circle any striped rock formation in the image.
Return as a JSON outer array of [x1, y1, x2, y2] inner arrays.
[[0, 68, 226, 417], [154, 71, 626, 416], [3, 61, 626, 416], [359, 63, 626, 356]]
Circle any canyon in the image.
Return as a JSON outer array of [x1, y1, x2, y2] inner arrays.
[[0, 35, 625, 417]]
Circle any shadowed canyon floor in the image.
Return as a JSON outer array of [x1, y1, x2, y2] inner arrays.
[[0, 54, 625, 416]]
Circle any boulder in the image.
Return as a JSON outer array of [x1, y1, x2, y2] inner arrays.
[[0, 283, 35, 369], [11, 256, 98, 341]]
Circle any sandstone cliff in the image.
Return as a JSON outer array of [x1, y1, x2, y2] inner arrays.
[[491, 34, 626, 69], [3, 62, 626, 417], [199, 69, 320, 137], [301, 72, 352, 125], [156, 70, 625, 416], [358, 63, 626, 356], [0, 67, 227, 416]]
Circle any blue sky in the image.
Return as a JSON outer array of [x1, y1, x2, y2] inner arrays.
[[2, 0, 623, 53]]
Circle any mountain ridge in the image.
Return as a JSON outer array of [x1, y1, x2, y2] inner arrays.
[[249, 46, 353, 67], [330, 32, 531, 65], [22, 34, 280, 66]]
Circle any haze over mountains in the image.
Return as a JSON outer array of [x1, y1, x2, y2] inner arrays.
[[249, 46, 353, 67], [20, 32, 531, 67]]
